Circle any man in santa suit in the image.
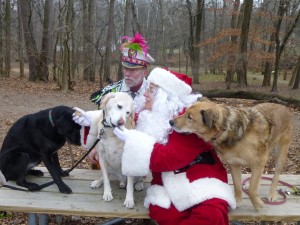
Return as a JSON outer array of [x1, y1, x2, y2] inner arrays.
[[113, 67, 236, 225]]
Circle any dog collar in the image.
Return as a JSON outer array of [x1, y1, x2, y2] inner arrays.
[[101, 109, 112, 128], [49, 110, 55, 127]]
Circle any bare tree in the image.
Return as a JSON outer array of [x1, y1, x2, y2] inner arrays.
[[17, 0, 24, 78], [103, 0, 115, 83], [82, 0, 95, 82], [225, 0, 240, 89], [187, 0, 204, 84], [61, 0, 73, 92], [4, 0, 10, 77], [236, 0, 253, 87], [19, 0, 39, 81], [292, 55, 300, 89], [271, 0, 300, 92], [39, 0, 53, 82]]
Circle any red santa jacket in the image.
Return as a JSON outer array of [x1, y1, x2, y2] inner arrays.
[[122, 129, 236, 212]]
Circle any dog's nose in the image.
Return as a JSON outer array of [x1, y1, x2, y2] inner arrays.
[[169, 120, 174, 126], [118, 118, 125, 126]]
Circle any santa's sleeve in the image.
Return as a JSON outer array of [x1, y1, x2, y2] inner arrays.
[[80, 110, 103, 150], [122, 130, 156, 176]]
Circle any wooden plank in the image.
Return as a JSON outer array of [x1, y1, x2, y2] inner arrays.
[[0, 167, 299, 221]]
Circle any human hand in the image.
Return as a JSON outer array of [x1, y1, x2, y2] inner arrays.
[[87, 148, 99, 164], [113, 126, 129, 142], [72, 107, 91, 126]]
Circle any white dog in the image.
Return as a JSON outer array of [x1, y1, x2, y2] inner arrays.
[[75, 92, 144, 208]]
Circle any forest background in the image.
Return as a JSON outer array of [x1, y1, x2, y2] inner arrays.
[[0, 0, 300, 224]]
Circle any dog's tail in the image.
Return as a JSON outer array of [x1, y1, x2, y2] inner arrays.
[[0, 170, 7, 186]]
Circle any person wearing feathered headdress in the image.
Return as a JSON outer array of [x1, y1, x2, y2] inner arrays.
[[86, 33, 154, 168]]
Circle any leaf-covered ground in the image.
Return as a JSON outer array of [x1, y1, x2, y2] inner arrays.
[[0, 76, 299, 225]]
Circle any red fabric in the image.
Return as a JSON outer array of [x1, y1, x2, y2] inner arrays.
[[83, 126, 90, 145], [164, 68, 192, 87], [149, 198, 229, 225], [149, 131, 228, 186]]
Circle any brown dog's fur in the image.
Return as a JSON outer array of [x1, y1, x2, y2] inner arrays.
[[170, 100, 293, 211]]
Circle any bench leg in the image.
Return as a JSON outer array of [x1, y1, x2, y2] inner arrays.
[[99, 218, 125, 225], [38, 214, 48, 225], [27, 213, 48, 225], [55, 215, 63, 225], [28, 213, 37, 225], [230, 221, 243, 225]]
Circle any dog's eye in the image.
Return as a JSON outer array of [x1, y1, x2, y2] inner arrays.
[[117, 104, 122, 109], [126, 111, 130, 115], [187, 114, 192, 120]]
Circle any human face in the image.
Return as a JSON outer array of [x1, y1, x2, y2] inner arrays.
[[123, 67, 147, 92], [143, 83, 158, 110]]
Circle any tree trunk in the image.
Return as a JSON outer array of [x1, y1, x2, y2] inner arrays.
[[82, 0, 95, 82], [19, 0, 39, 81], [225, 0, 240, 89], [61, 0, 73, 92], [4, 0, 10, 78], [39, 0, 53, 82], [271, 0, 300, 92], [17, 0, 24, 78], [103, 0, 115, 83], [292, 55, 300, 90], [236, 0, 253, 87], [189, 0, 204, 84]]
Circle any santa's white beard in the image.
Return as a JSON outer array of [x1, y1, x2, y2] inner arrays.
[[136, 109, 172, 145]]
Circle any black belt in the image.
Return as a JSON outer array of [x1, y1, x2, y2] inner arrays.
[[174, 151, 215, 174]]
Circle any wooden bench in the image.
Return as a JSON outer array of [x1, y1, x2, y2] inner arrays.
[[0, 167, 299, 224]]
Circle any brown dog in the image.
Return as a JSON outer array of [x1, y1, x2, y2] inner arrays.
[[169, 100, 293, 211]]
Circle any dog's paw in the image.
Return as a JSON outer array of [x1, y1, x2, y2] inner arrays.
[[119, 180, 126, 189], [59, 170, 69, 177], [91, 180, 102, 188], [134, 181, 144, 191], [124, 198, 135, 208], [59, 185, 72, 194], [103, 192, 113, 202], [267, 191, 278, 202], [27, 169, 44, 177], [27, 183, 41, 191]]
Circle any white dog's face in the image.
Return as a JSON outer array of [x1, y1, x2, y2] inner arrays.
[[101, 92, 134, 127]]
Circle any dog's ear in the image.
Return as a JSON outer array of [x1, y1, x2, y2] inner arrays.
[[100, 92, 116, 108], [200, 109, 214, 128], [56, 112, 74, 135]]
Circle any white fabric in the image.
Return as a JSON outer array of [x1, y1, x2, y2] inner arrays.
[[161, 172, 236, 211], [73, 107, 91, 126], [0, 171, 7, 186], [144, 184, 171, 209], [113, 126, 128, 142], [122, 47, 155, 64], [122, 130, 155, 177], [80, 110, 103, 150], [148, 68, 192, 97]]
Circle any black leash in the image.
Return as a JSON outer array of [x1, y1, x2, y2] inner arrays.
[[1, 129, 105, 192]]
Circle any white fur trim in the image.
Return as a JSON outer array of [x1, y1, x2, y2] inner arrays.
[[0, 170, 7, 186], [144, 185, 171, 209], [122, 130, 155, 176], [80, 110, 103, 150], [148, 68, 192, 97], [161, 172, 236, 211]]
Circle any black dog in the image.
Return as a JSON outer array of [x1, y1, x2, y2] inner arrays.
[[0, 106, 81, 194]]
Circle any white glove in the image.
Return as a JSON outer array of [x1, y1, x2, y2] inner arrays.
[[113, 126, 129, 142], [72, 107, 91, 127]]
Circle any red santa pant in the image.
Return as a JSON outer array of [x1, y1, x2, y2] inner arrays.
[[149, 198, 229, 225]]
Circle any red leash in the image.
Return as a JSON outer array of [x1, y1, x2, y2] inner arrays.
[[241, 176, 299, 205]]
